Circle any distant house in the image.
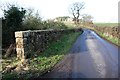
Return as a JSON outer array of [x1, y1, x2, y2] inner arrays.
[[65, 17, 73, 22], [53, 16, 74, 23]]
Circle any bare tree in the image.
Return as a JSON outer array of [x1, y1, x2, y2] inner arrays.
[[69, 2, 85, 24]]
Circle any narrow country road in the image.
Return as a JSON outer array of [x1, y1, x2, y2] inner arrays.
[[41, 29, 119, 78]]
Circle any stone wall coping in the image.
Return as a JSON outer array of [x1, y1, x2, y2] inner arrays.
[[15, 29, 70, 38]]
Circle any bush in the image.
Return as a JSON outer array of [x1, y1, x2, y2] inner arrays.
[[22, 9, 68, 30], [2, 5, 26, 48], [42, 21, 68, 30], [23, 19, 68, 30]]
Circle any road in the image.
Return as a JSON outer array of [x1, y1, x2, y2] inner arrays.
[[41, 29, 119, 78]]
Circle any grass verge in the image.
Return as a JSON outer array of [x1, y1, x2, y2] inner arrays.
[[96, 31, 119, 46], [2, 30, 83, 79], [93, 23, 118, 27], [86, 26, 120, 47]]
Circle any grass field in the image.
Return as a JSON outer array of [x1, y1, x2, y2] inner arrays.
[[94, 23, 118, 27], [64, 22, 119, 28]]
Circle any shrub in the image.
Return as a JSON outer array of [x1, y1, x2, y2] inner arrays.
[[2, 5, 26, 48]]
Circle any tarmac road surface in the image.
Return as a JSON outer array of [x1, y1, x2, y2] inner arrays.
[[41, 29, 119, 78]]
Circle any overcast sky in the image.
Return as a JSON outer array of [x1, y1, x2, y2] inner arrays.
[[0, 0, 119, 22]]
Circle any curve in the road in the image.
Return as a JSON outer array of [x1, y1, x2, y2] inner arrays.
[[41, 29, 119, 78]]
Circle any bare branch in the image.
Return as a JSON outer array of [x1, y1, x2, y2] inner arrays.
[[69, 2, 85, 24]]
